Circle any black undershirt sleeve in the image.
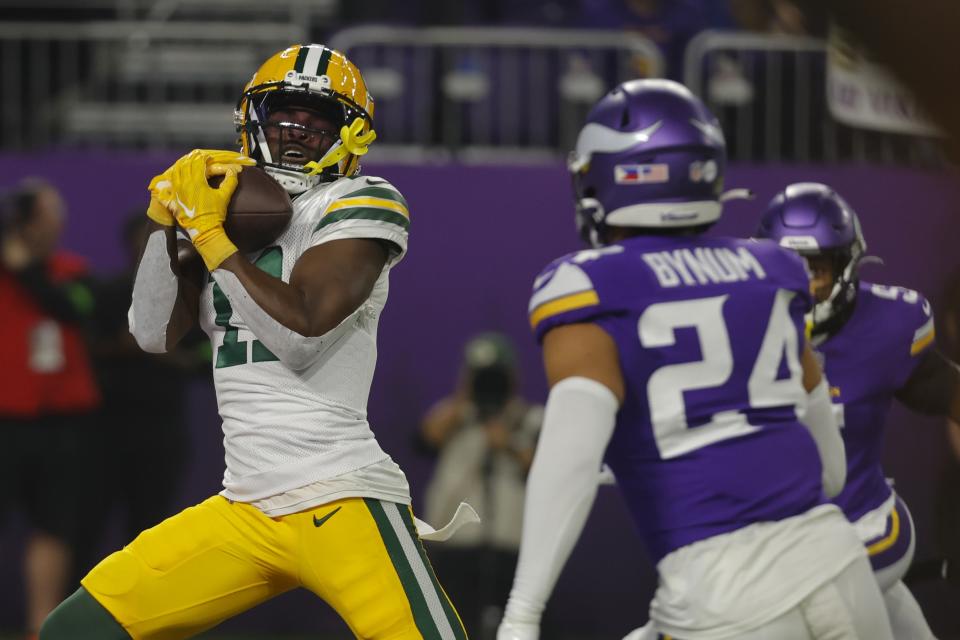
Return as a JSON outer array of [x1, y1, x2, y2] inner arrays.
[[895, 349, 960, 422]]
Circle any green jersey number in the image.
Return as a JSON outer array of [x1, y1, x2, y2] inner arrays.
[[211, 246, 282, 368]]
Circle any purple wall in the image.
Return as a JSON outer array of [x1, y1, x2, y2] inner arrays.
[[1, 153, 959, 636]]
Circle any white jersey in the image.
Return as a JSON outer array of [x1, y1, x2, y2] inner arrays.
[[198, 174, 411, 504]]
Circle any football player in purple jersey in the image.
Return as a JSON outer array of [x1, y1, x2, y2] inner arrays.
[[756, 182, 960, 639], [496, 79, 894, 640]]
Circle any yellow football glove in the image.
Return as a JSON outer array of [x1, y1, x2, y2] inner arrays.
[[146, 173, 176, 226], [146, 149, 254, 227], [170, 152, 242, 271]]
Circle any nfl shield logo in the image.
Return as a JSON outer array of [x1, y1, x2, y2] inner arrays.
[[615, 164, 669, 184]]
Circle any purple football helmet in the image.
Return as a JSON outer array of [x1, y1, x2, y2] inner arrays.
[[756, 182, 867, 336], [568, 79, 727, 246]]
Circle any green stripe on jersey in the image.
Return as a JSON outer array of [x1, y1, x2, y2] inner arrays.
[[342, 186, 408, 208], [314, 207, 410, 232], [364, 499, 442, 640]]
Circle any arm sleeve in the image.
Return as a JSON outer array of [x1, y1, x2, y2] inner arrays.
[[128, 229, 179, 353], [13, 262, 91, 324], [895, 349, 960, 421], [799, 377, 846, 498], [890, 289, 936, 389], [502, 376, 619, 626], [210, 269, 344, 371]]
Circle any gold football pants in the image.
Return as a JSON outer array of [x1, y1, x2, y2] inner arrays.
[[81, 495, 467, 639]]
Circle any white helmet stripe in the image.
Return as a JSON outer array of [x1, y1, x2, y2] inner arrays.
[[303, 46, 323, 77]]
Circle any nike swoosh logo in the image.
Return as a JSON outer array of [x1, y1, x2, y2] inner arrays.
[[175, 194, 196, 219], [635, 120, 663, 142], [313, 506, 342, 528]]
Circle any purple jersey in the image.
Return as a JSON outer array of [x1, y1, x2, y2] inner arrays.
[[529, 235, 825, 561], [818, 282, 935, 522]]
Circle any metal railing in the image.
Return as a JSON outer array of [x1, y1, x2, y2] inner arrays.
[[144, 0, 335, 24], [329, 26, 664, 156], [0, 0, 335, 23], [0, 20, 306, 149], [0, 20, 945, 167], [683, 30, 944, 167]]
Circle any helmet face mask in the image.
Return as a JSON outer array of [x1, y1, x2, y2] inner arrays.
[[755, 182, 867, 337], [235, 45, 376, 195], [261, 119, 339, 169], [249, 91, 343, 174], [569, 79, 728, 247]]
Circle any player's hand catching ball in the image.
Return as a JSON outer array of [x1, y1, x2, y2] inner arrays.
[[146, 149, 254, 227], [170, 151, 244, 271]]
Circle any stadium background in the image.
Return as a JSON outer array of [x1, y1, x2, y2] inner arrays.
[[0, 1, 958, 638]]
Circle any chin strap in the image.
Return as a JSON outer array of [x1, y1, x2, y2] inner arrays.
[[574, 197, 606, 248], [304, 117, 377, 176], [808, 250, 869, 338]]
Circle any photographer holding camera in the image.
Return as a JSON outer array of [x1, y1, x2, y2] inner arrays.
[[420, 333, 543, 639]]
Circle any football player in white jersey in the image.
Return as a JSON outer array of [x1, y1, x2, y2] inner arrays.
[[41, 45, 468, 640]]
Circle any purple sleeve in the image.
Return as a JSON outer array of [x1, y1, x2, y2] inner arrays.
[[888, 287, 936, 389]]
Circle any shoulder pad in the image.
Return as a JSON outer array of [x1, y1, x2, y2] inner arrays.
[[313, 175, 409, 234], [528, 258, 601, 337], [864, 283, 935, 356]]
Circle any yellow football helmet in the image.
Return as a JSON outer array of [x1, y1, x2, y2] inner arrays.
[[234, 44, 376, 194]]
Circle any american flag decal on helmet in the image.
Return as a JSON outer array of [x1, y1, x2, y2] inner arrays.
[[615, 164, 669, 184]]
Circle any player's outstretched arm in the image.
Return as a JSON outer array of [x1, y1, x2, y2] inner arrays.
[[213, 237, 388, 370], [129, 150, 252, 353], [498, 323, 623, 640], [799, 341, 846, 498], [895, 349, 960, 423], [128, 219, 205, 353]]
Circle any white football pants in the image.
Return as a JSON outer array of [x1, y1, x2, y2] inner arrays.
[[624, 555, 893, 640]]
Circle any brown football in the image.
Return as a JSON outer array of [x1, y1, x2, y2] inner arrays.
[[209, 166, 293, 253]]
